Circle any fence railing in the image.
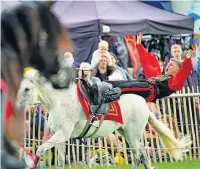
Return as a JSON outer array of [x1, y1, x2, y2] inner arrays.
[[20, 87, 200, 167]]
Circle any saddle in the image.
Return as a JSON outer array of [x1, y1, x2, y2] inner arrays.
[[78, 79, 109, 115], [77, 79, 121, 139]]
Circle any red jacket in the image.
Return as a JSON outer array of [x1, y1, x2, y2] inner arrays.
[[136, 44, 192, 91]]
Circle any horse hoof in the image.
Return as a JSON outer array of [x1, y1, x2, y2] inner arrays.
[[33, 155, 40, 167], [26, 155, 40, 169]]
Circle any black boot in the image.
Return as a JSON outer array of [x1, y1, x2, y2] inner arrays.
[[91, 83, 103, 105], [103, 87, 122, 103], [79, 79, 93, 101]]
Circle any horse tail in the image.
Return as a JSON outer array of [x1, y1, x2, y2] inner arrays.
[[148, 112, 192, 160]]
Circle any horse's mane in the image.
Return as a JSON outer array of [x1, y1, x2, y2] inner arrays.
[[1, 2, 62, 77]]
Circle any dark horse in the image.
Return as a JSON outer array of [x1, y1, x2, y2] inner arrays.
[[1, 2, 73, 169]]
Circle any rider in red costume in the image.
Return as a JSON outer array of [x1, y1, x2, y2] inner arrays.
[[88, 33, 193, 104]]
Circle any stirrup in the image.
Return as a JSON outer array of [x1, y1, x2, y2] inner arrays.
[[90, 116, 99, 128]]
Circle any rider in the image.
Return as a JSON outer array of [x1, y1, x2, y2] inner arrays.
[[87, 33, 193, 105]]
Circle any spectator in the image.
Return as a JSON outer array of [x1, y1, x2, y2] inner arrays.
[[35, 104, 45, 139], [110, 53, 128, 80], [105, 133, 123, 154], [102, 36, 129, 70], [91, 40, 112, 68], [159, 60, 164, 75], [64, 52, 74, 66], [164, 44, 183, 68], [137, 60, 164, 80], [108, 70, 124, 81], [92, 54, 115, 81], [64, 52, 73, 59], [193, 41, 200, 73]]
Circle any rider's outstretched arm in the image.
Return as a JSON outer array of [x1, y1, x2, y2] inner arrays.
[[136, 32, 161, 79], [136, 44, 161, 79], [169, 52, 193, 91]]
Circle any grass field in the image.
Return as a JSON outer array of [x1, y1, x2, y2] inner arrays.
[[47, 159, 200, 169]]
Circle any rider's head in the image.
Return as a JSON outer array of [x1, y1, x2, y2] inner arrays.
[[78, 62, 93, 79], [165, 58, 181, 76]]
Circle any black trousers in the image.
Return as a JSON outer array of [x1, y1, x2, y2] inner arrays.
[[106, 80, 153, 101]]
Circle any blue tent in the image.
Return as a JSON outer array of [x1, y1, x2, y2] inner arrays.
[[1, 1, 194, 38], [51, 1, 194, 39], [1, 1, 194, 66]]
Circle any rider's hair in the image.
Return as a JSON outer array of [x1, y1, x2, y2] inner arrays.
[[170, 58, 181, 68]]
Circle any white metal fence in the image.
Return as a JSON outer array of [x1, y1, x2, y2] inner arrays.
[[20, 87, 200, 167]]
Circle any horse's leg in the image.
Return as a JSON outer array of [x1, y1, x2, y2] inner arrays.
[[36, 130, 66, 157], [123, 124, 141, 169], [123, 101, 151, 169], [57, 144, 66, 169], [129, 139, 141, 169], [139, 142, 154, 169], [35, 119, 76, 168]]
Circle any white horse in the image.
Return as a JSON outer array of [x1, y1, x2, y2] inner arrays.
[[17, 70, 191, 169]]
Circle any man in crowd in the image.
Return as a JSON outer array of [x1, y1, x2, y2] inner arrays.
[[164, 44, 183, 68], [86, 33, 193, 105]]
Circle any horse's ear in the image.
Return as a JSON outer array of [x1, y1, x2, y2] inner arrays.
[[24, 69, 40, 80]]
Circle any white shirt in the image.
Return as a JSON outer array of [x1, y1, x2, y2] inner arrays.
[[108, 70, 124, 81], [91, 50, 112, 67]]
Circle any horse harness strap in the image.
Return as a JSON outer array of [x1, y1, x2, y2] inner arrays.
[[77, 113, 106, 140], [87, 114, 105, 138]]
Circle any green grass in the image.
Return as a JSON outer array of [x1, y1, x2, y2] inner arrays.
[[46, 159, 200, 169]]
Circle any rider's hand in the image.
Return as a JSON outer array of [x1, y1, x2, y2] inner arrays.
[[186, 50, 193, 59], [137, 32, 143, 44]]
